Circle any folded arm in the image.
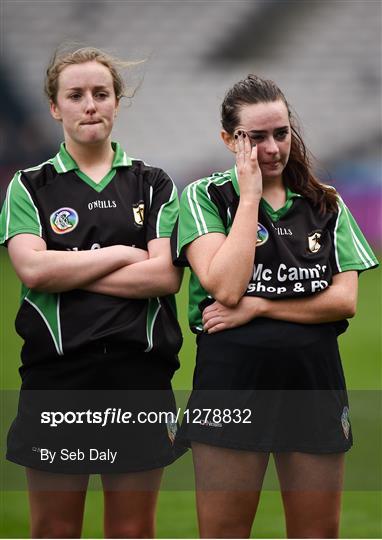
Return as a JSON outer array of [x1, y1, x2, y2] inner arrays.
[[202, 271, 358, 333], [83, 237, 183, 298], [7, 234, 148, 292], [186, 202, 258, 307], [185, 133, 262, 307]]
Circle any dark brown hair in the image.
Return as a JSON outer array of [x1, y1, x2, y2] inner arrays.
[[221, 74, 338, 213]]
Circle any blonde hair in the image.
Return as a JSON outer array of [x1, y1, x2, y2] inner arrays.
[[45, 45, 142, 103]]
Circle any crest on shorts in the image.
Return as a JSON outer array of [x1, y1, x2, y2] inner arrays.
[[132, 202, 144, 226], [166, 413, 177, 444], [50, 207, 79, 235], [341, 406, 350, 439], [307, 230, 322, 253], [256, 223, 269, 246]]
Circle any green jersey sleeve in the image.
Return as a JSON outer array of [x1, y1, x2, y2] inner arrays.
[[0, 172, 42, 246], [174, 179, 226, 263], [146, 170, 179, 242], [331, 196, 379, 273]]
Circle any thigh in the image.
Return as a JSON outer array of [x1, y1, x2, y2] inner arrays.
[[26, 468, 89, 538], [274, 452, 345, 539], [192, 442, 270, 538], [101, 468, 163, 538]]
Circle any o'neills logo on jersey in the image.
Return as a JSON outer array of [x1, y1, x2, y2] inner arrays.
[[256, 223, 269, 246], [132, 202, 144, 226], [50, 207, 79, 235], [272, 223, 292, 236], [308, 231, 322, 253], [88, 200, 117, 210]]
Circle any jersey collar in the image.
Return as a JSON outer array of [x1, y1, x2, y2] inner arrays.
[[230, 165, 302, 221], [52, 142, 134, 174]]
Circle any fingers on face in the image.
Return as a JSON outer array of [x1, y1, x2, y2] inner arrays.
[[234, 130, 242, 155], [235, 132, 245, 168], [234, 130, 254, 159], [250, 140, 258, 162]]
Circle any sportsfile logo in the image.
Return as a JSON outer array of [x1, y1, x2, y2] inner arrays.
[[40, 408, 179, 428]]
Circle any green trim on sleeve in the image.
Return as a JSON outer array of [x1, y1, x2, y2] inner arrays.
[[156, 183, 179, 238], [0, 172, 42, 244], [177, 178, 226, 257], [334, 197, 378, 272]]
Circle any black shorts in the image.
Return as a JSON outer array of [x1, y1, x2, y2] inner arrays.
[[177, 319, 352, 454], [7, 343, 185, 474]]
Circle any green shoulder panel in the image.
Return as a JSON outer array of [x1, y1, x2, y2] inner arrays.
[[177, 176, 227, 258], [156, 182, 179, 238], [334, 197, 379, 272], [0, 172, 42, 245]]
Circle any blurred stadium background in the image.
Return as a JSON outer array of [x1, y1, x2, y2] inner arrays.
[[0, 0, 381, 537]]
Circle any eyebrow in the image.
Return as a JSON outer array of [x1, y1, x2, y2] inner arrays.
[[65, 85, 110, 91], [247, 126, 289, 134]]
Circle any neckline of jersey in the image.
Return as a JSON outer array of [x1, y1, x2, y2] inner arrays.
[[230, 165, 302, 222], [52, 142, 134, 193]]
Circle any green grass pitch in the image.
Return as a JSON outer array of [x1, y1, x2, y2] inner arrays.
[[0, 248, 380, 538]]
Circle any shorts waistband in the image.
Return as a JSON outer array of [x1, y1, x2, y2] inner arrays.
[[74, 340, 144, 356]]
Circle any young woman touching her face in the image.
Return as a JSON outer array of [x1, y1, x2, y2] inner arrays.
[[172, 75, 378, 539], [0, 47, 183, 538]]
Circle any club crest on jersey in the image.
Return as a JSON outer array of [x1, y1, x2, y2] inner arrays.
[[50, 207, 79, 235], [308, 231, 322, 253], [256, 223, 269, 246], [341, 406, 350, 439], [132, 202, 144, 226]]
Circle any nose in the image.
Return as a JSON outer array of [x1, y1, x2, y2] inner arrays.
[[264, 137, 279, 155], [84, 93, 96, 114]]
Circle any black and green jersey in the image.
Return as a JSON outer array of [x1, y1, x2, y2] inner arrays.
[[0, 142, 182, 366], [172, 166, 378, 333]]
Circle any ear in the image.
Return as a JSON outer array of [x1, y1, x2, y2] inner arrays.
[[50, 100, 62, 122], [221, 130, 235, 153]]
